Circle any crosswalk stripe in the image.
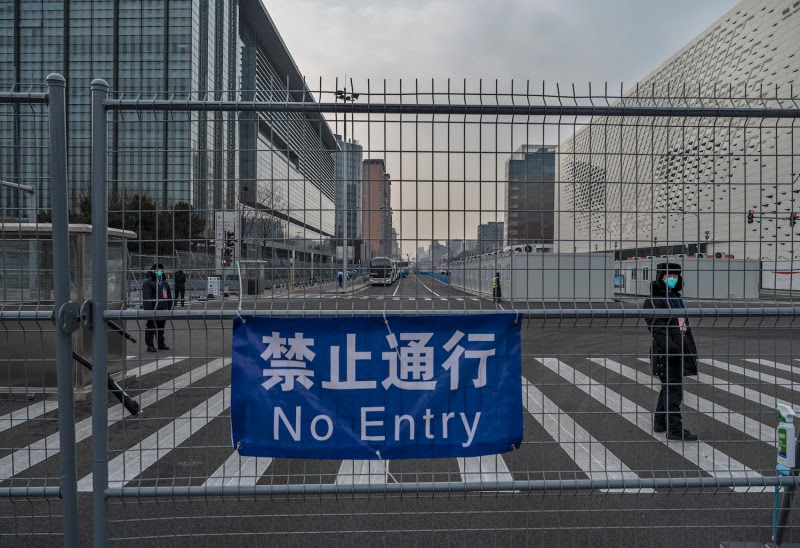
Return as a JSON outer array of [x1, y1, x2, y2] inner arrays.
[[0, 358, 227, 481], [0, 400, 60, 434], [117, 356, 189, 380], [593, 358, 772, 443], [203, 453, 273, 487], [336, 460, 390, 485], [78, 388, 230, 491], [522, 380, 646, 492], [743, 358, 797, 378], [2, 357, 189, 433], [457, 455, 513, 484], [536, 357, 761, 492], [393, 297, 400, 301], [700, 359, 798, 391], [637, 358, 791, 411]]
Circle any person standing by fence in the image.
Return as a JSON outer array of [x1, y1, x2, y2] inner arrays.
[[492, 272, 502, 303], [644, 262, 699, 441], [143, 263, 173, 352], [174, 269, 186, 307]]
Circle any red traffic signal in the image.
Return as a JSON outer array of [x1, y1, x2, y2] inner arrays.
[[747, 209, 755, 224], [791, 212, 798, 227]]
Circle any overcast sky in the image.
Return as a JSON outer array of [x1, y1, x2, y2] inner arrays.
[[265, 0, 742, 253]]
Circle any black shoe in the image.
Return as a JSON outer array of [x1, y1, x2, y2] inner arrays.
[[667, 429, 698, 441], [146, 345, 157, 353], [158, 344, 170, 351], [653, 422, 667, 433]]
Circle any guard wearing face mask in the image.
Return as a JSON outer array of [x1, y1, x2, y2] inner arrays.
[[142, 263, 173, 352], [643, 262, 699, 441]]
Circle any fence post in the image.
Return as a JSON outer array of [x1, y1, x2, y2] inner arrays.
[[90, 78, 110, 547], [46, 73, 80, 548]]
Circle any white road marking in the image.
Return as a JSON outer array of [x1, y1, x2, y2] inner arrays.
[[537, 357, 762, 493], [522, 379, 648, 493], [0, 400, 60, 433], [79, 388, 230, 491], [593, 358, 771, 442], [744, 358, 797, 377], [203, 453, 273, 487], [700, 359, 799, 391], [118, 356, 189, 380], [457, 454, 514, 484], [415, 276, 440, 297], [638, 358, 792, 410], [336, 460, 390, 485], [0, 358, 227, 481], [392, 281, 401, 297]]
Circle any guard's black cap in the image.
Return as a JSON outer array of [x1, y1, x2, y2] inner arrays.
[[655, 262, 683, 291]]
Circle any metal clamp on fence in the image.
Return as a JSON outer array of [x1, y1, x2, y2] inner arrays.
[[54, 301, 81, 334]]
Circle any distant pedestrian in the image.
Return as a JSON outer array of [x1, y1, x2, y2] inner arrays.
[[492, 272, 502, 303], [337, 270, 343, 288], [174, 269, 187, 307], [142, 263, 173, 352], [644, 262, 699, 441]]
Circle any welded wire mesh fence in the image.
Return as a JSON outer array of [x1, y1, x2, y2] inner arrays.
[[0, 76, 80, 546], [3, 76, 800, 545]]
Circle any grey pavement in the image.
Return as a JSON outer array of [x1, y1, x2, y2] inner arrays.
[[1, 274, 799, 545]]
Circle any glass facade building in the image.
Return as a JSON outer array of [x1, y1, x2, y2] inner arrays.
[[0, 0, 337, 251], [505, 145, 556, 246]]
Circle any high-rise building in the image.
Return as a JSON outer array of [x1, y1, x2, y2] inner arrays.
[[334, 136, 363, 246], [447, 239, 464, 258], [477, 221, 504, 253], [0, 0, 337, 253], [506, 145, 556, 246], [362, 159, 392, 259], [558, 0, 800, 258]]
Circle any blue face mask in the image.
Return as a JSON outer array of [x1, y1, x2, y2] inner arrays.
[[156, 270, 164, 279], [665, 277, 678, 289]]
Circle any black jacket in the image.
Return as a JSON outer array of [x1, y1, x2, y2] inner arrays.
[[643, 279, 698, 377], [142, 273, 173, 311], [174, 270, 186, 286]]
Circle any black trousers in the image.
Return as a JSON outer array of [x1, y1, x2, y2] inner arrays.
[[145, 319, 166, 347], [654, 358, 684, 433], [175, 285, 186, 306], [492, 286, 502, 302]]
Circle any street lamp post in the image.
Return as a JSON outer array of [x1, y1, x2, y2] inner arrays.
[[336, 85, 359, 290]]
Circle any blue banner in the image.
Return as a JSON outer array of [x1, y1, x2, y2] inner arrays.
[[231, 314, 522, 459]]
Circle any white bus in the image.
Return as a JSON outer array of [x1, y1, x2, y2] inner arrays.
[[369, 257, 394, 286]]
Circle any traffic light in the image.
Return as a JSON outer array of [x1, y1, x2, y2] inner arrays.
[[791, 212, 798, 227], [747, 209, 755, 224], [221, 247, 232, 267]]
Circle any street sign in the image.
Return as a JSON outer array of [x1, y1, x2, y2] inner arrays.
[[231, 314, 522, 459]]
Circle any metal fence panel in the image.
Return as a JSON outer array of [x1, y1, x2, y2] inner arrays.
[[0, 75, 79, 546], [5, 78, 800, 545]]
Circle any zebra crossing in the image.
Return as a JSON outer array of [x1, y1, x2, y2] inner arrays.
[[1, 351, 797, 492], [281, 294, 482, 302]]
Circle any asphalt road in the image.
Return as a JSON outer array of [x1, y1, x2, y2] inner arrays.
[[1, 274, 799, 546]]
